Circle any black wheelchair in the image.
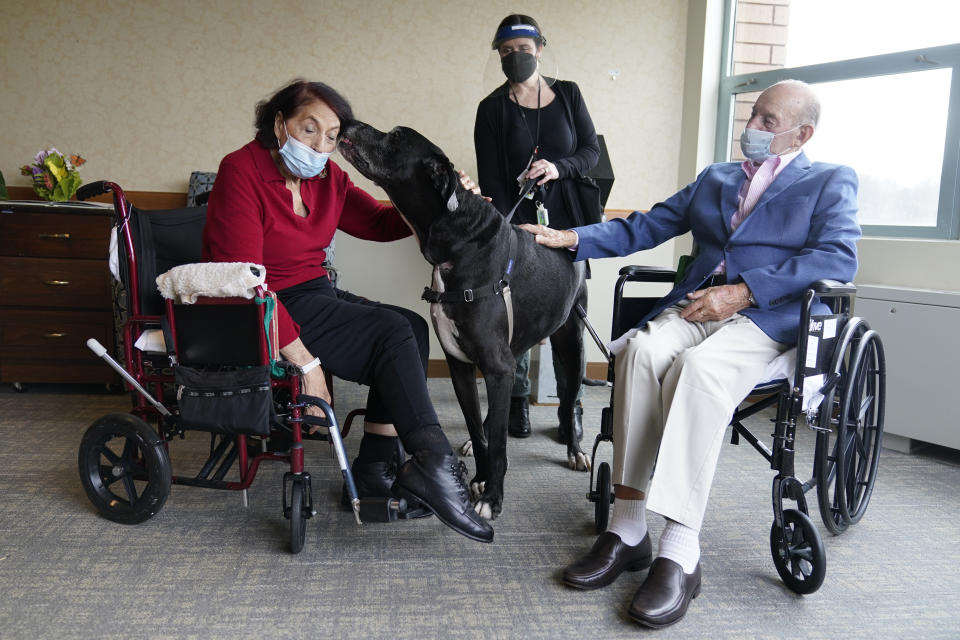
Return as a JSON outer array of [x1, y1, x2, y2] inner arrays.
[[583, 265, 886, 594], [76, 181, 405, 553]]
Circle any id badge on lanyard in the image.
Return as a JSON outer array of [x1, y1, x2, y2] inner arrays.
[[516, 147, 538, 200]]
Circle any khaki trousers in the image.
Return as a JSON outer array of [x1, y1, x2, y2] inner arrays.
[[612, 305, 788, 531]]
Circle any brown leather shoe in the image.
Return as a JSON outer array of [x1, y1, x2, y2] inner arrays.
[[561, 532, 653, 590], [627, 558, 701, 628]]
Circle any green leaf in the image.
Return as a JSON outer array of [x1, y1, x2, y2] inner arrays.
[[44, 154, 67, 181], [0, 170, 8, 200], [54, 170, 82, 201]]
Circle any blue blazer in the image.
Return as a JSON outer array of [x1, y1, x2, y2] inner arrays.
[[574, 152, 861, 345]]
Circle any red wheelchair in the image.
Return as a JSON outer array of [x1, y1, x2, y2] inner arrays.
[[76, 181, 407, 553]]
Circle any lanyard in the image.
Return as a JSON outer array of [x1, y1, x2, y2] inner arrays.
[[510, 77, 541, 163]]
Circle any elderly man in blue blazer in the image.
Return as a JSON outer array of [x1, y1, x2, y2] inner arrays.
[[521, 80, 860, 628]]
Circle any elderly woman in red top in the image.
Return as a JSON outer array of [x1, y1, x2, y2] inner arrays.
[[202, 79, 492, 543]]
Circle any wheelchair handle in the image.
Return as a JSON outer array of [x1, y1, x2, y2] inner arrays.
[[77, 180, 111, 201], [86, 338, 172, 417]]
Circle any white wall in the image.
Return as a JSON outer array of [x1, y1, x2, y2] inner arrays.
[[1, 0, 691, 363]]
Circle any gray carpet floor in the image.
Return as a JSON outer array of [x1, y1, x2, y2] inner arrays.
[[1, 378, 958, 639]]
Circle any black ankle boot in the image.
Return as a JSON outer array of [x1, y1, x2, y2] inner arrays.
[[508, 396, 531, 438], [392, 451, 494, 543], [558, 401, 584, 445], [341, 444, 431, 519]]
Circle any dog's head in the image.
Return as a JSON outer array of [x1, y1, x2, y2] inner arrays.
[[339, 121, 463, 245]]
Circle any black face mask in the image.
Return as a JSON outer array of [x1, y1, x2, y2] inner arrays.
[[501, 51, 538, 83]]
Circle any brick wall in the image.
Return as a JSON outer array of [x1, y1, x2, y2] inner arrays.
[[730, 0, 790, 160]]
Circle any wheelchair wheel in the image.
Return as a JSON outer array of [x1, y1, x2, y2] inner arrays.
[[289, 478, 307, 554], [594, 462, 612, 534], [78, 413, 171, 524], [770, 508, 826, 595], [816, 329, 885, 533]]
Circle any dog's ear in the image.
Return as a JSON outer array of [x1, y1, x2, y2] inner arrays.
[[423, 155, 460, 212]]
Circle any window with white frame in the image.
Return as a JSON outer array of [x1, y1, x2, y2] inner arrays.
[[717, 0, 960, 239]]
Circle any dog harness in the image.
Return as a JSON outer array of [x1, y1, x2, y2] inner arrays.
[[421, 232, 517, 344]]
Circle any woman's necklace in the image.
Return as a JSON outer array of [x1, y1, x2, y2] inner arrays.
[[510, 76, 541, 158], [509, 77, 548, 224]]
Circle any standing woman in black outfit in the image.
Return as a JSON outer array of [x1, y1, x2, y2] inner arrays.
[[474, 14, 600, 439]]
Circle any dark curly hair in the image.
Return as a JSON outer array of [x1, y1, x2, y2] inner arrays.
[[253, 79, 354, 148]]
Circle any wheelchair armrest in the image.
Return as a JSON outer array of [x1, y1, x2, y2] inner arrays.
[[810, 279, 857, 298], [619, 265, 678, 283]]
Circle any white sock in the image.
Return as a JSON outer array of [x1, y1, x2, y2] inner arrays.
[[657, 519, 700, 574], [606, 498, 648, 546]]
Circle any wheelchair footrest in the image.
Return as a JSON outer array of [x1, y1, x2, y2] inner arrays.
[[358, 497, 408, 523]]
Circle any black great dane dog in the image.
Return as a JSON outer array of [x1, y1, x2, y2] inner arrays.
[[339, 122, 589, 520]]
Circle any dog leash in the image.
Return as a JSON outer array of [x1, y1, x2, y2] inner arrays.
[[503, 178, 536, 225]]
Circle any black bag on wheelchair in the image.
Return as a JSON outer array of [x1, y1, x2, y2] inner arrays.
[[175, 364, 274, 436]]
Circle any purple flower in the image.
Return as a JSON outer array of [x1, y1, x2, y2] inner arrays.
[[33, 148, 60, 165]]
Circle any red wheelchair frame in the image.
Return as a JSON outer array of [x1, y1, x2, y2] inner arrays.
[[75, 180, 393, 553]]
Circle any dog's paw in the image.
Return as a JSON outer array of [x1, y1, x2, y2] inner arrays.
[[567, 450, 591, 472], [470, 480, 486, 501], [473, 500, 494, 520], [458, 439, 473, 457]]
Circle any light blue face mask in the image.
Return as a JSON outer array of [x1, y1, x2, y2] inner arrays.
[[278, 123, 330, 178], [739, 125, 800, 162]]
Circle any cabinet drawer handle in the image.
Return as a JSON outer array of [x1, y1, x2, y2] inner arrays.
[[43, 280, 71, 286], [44, 332, 67, 338], [38, 233, 71, 239]]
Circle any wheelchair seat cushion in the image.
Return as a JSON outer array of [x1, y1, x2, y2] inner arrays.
[[157, 262, 266, 303]]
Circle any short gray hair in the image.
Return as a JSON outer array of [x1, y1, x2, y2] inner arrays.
[[771, 79, 821, 127]]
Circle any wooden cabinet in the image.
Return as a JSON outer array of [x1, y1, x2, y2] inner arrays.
[[0, 202, 118, 385]]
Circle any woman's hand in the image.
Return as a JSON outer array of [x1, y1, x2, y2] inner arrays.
[[518, 223, 578, 249], [526, 159, 559, 185], [279, 338, 331, 432], [297, 367, 331, 434], [458, 170, 492, 202]]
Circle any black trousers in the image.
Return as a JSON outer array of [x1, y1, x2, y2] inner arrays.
[[278, 277, 436, 436]]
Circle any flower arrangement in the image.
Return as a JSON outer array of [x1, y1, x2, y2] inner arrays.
[[20, 148, 86, 201]]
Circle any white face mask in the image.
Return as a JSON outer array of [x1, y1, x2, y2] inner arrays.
[[739, 125, 800, 162], [278, 122, 330, 178]]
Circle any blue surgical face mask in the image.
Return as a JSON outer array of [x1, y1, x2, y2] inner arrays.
[[278, 122, 330, 178], [739, 125, 800, 162]]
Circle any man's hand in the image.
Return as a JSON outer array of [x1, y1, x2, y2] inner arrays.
[[518, 223, 578, 248], [680, 282, 754, 323]]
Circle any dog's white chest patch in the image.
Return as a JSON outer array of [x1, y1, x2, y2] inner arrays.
[[430, 266, 473, 364]]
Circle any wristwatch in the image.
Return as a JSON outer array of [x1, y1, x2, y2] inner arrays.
[[746, 289, 757, 307]]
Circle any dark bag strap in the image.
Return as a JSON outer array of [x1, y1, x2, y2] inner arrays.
[[554, 84, 603, 227]]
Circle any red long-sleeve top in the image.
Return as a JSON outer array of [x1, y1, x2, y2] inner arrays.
[[202, 140, 411, 346]]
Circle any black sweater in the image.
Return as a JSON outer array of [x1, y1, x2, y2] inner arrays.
[[474, 79, 600, 228]]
